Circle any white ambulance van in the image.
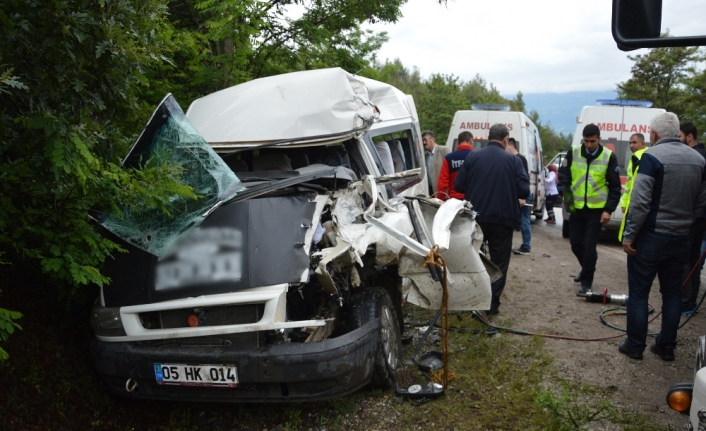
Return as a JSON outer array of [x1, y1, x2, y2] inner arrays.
[[444, 105, 546, 220], [561, 100, 666, 238]]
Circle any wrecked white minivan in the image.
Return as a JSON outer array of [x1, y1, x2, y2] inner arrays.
[[89, 68, 495, 402]]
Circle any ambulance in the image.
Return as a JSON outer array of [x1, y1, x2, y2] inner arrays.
[[561, 100, 666, 238], [444, 105, 546, 221]]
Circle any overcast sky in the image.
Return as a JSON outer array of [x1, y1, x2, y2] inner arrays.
[[362, 0, 704, 95]]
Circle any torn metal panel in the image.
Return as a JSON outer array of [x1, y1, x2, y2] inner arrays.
[[331, 178, 416, 266], [398, 210, 492, 311], [352, 179, 491, 311], [303, 313, 336, 343], [314, 240, 357, 294], [431, 198, 470, 251], [324, 175, 492, 311], [374, 168, 421, 185]]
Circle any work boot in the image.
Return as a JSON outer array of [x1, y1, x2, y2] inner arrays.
[[577, 284, 591, 295], [573, 273, 582, 283], [650, 343, 675, 361], [618, 342, 643, 360]]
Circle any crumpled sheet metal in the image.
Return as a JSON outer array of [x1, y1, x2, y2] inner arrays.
[[314, 240, 358, 294], [329, 177, 492, 311], [331, 180, 415, 266], [398, 199, 492, 311]]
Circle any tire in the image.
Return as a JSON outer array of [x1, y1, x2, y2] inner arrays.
[[562, 220, 570, 238], [346, 287, 402, 389]]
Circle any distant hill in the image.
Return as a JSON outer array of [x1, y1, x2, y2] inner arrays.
[[506, 91, 619, 135]]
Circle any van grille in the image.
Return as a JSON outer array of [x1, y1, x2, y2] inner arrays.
[[139, 304, 264, 330]]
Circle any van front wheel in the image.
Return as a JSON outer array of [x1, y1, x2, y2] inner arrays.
[[346, 287, 402, 389]]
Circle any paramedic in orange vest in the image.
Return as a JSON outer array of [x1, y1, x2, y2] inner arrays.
[[437, 131, 474, 200], [559, 124, 621, 295]]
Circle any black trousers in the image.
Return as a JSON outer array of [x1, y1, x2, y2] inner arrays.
[[568, 209, 603, 287], [478, 222, 514, 311], [683, 218, 706, 309]]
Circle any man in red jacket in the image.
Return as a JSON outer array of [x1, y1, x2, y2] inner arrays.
[[437, 131, 474, 200]]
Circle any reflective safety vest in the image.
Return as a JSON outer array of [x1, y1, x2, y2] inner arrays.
[[570, 145, 612, 210], [618, 147, 648, 241]]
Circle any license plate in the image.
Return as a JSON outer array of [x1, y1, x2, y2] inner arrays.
[[154, 363, 238, 387]]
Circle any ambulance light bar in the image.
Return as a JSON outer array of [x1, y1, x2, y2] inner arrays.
[[596, 99, 653, 107], [471, 104, 510, 111]]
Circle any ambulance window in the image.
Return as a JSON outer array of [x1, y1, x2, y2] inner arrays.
[[527, 134, 539, 173], [473, 138, 488, 149], [602, 139, 630, 176]]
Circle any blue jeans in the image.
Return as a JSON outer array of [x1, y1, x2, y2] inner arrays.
[[520, 194, 532, 250], [625, 231, 689, 352]]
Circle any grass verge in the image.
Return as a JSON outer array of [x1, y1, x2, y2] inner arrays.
[[0, 270, 677, 430]]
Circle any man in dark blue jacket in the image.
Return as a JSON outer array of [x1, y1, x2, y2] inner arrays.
[[454, 124, 530, 315]]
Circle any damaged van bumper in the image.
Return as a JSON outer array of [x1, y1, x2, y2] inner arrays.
[[90, 319, 379, 402]]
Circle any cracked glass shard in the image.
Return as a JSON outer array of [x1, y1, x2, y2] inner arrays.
[[97, 94, 245, 257]]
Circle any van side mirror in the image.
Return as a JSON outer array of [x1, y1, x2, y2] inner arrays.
[[612, 0, 706, 51]]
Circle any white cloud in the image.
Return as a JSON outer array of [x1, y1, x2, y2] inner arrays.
[[364, 0, 702, 93]]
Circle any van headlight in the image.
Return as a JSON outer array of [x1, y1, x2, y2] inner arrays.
[[90, 301, 126, 337]]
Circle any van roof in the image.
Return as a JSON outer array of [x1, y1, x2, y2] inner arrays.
[[186, 68, 381, 148]]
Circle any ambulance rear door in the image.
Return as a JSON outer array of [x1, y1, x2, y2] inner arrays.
[[446, 110, 491, 150]]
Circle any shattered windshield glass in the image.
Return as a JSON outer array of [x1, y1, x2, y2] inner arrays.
[[99, 94, 245, 257]]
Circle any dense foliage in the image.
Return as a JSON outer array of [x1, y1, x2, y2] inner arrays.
[[152, 0, 401, 107], [0, 0, 196, 290], [363, 59, 571, 155], [618, 43, 706, 138]]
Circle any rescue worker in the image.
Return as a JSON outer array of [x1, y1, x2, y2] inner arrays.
[[618, 133, 648, 241], [436, 131, 473, 200], [559, 124, 621, 294]]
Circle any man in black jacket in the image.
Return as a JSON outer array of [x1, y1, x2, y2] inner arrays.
[[454, 124, 529, 315], [679, 121, 706, 315], [559, 124, 621, 294]]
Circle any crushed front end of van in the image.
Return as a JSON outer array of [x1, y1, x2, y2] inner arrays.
[[89, 68, 495, 402]]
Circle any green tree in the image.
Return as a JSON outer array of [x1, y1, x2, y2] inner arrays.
[[682, 54, 706, 138], [366, 59, 562, 149], [363, 58, 426, 96], [416, 74, 469, 144], [617, 43, 701, 122], [0, 0, 196, 292], [156, 0, 399, 106], [528, 111, 573, 159]]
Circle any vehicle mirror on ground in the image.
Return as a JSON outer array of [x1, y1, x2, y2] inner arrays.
[[612, 0, 706, 50]]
